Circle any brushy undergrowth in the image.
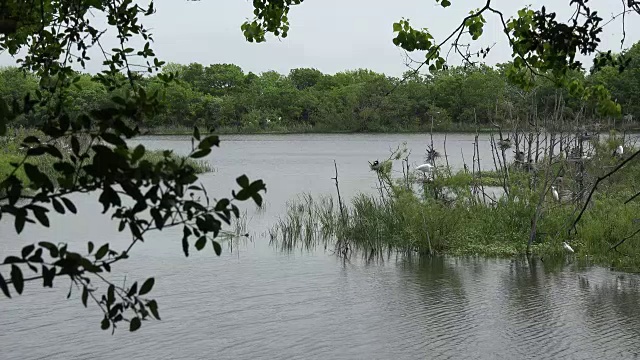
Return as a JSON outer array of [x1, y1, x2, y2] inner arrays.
[[271, 137, 640, 272], [0, 128, 212, 190]]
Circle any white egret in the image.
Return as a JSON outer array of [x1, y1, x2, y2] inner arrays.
[[551, 186, 560, 202], [562, 241, 574, 253], [614, 145, 624, 157], [416, 163, 433, 173]]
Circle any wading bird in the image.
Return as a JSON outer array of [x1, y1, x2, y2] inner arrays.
[[551, 186, 560, 202], [562, 241, 574, 253], [416, 163, 433, 173], [614, 145, 624, 158]]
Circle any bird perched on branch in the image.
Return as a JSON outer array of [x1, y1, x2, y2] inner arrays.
[[370, 160, 382, 171]]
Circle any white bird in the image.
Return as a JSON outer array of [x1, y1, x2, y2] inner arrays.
[[551, 186, 560, 202], [614, 145, 624, 157], [416, 163, 433, 173], [562, 241, 574, 253]]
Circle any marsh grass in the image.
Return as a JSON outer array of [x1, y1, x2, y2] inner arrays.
[[271, 138, 640, 271]]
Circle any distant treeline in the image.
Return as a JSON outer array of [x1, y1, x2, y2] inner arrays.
[[2, 42, 640, 133]]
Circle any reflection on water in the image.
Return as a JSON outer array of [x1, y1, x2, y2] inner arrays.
[[1, 134, 640, 359]]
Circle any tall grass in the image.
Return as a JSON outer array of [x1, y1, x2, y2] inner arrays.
[[271, 138, 640, 271]]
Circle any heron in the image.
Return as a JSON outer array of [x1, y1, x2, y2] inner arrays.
[[416, 163, 433, 173], [551, 186, 560, 202], [613, 145, 624, 158], [562, 241, 574, 253]]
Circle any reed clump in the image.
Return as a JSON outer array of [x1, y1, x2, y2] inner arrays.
[[271, 130, 640, 271]]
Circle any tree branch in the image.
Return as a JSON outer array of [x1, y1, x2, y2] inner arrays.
[[571, 149, 640, 234]]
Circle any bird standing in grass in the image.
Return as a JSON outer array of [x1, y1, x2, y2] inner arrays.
[[562, 241, 574, 253], [613, 145, 624, 158], [551, 186, 560, 202]]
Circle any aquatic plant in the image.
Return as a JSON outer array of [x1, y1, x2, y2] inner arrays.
[[271, 134, 640, 271]]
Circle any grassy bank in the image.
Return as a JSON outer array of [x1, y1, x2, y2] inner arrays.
[[270, 137, 640, 272]]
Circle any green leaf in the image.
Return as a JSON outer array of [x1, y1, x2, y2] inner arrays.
[[129, 317, 141, 332], [198, 135, 220, 149], [195, 236, 207, 250], [21, 244, 35, 259], [212, 240, 222, 256], [51, 198, 65, 214], [14, 213, 26, 234], [101, 317, 110, 330], [82, 286, 88, 307], [393, 22, 402, 32], [182, 236, 189, 257], [88, 241, 94, 254], [0, 272, 11, 298], [71, 136, 80, 156], [22, 136, 40, 144], [150, 208, 164, 230], [31, 206, 50, 227], [190, 148, 211, 159], [193, 126, 201, 141], [95, 244, 109, 260], [42, 265, 55, 288], [4, 256, 23, 264], [44, 145, 63, 159], [215, 198, 230, 211], [107, 284, 115, 304], [147, 300, 161, 320], [61, 197, 77, 214], [38, 242, 59, 258], [10, 265, 24, 295], [24, 163, 44, 184], [182, 226, 191, 257], [236, 175, 250, 188], [127, 282, 138, 297], [139, 278, 155, 296], [132, 144, 145, 163], [101, 133, 126, 148]]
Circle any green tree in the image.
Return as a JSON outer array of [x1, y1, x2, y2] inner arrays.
[[1, 0, 638, 333], [288, 68, 324, 90], [0, 0, 277, 333]]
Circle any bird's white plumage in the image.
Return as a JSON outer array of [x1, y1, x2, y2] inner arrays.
[[416, 163, 433, 173], [551, 186, 560, 202], [562, 241, 574, 253], [615, 145, 624, 157]]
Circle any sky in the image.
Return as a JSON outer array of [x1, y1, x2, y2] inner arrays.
[[1, 0, 639, 76]]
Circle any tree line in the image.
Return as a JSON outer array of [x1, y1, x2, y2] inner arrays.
[[2, 42, 640, 133]]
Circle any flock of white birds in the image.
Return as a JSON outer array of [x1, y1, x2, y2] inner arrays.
[[370, 144, 626, 256]]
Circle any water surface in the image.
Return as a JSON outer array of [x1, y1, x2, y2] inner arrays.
[[1, 133, 639, 359]]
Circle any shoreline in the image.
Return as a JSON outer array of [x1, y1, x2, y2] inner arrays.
[[140, 126, 640, 137]]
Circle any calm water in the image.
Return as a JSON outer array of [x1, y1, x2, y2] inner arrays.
[[1, 133, 640, 360]]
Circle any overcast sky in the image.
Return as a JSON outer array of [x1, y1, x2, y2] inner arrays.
[[2, 0, 638, 76]]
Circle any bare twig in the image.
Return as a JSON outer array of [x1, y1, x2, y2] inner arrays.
[[571, 149, 640, 234]]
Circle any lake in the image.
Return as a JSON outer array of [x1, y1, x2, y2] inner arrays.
[[1, 133, 640, 359]]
